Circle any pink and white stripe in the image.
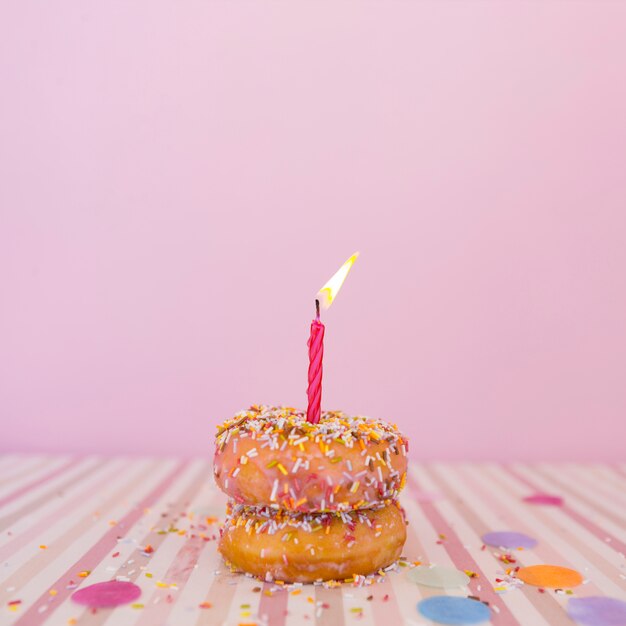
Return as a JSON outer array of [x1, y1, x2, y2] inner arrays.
[[1, 455, 625, 626]]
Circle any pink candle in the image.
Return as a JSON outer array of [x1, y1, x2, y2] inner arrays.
[[306, 300, 325, 424], [306, 253, 358, 424]]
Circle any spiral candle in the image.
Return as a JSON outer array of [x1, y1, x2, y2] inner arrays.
[[306, 301, 325, 424]]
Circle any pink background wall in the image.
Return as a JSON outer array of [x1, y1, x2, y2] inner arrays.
[[1, 2, 625, 460]]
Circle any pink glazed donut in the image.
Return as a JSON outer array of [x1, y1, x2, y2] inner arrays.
[[213, 406, 408, 512]]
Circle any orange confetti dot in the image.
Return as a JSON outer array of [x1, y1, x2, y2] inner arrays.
[[517, 565, 583, 588], [39, 545, 48, 550], [198, 601, 212, 609]]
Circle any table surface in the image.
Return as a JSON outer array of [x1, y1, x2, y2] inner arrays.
[[1, 455, 625, 626]]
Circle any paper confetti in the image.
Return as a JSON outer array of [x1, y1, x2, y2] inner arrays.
[[408, 566, 471, 589], [516, 565, 583, 588], [71, 581, 142, 608], [567, 596, 626, 626], [417, 596, 490, 625], [523, 493, 564, 506], [482, 531, 537, 549]]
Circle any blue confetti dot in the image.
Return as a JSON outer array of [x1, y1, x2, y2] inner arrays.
[[417, 596, 491, 625]]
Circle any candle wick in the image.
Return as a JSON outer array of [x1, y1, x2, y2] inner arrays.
[[315, 299, 320, 322]]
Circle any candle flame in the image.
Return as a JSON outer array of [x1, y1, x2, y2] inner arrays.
[[316, 252, 359, 310]]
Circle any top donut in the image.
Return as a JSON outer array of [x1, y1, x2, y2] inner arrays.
[[213, 405, 408, 512]]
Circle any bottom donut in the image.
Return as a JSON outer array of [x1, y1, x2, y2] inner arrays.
[[219, 500, 407, 583]]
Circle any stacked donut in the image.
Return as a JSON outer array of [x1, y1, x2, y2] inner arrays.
[[213, 405, 409, 583]]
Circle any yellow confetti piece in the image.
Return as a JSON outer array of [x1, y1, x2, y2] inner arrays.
[[39, 545, 48, 550], [78, 571, 90, 578], [49, 589, 58, 596], [131, 603, 144, 609]]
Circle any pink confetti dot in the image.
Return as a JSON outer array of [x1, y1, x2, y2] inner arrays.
[[71, 581, 141, 608], [523, 493, 563, 506]]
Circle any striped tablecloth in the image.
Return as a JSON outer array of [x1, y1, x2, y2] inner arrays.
[[1, 455, 625, 626]]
